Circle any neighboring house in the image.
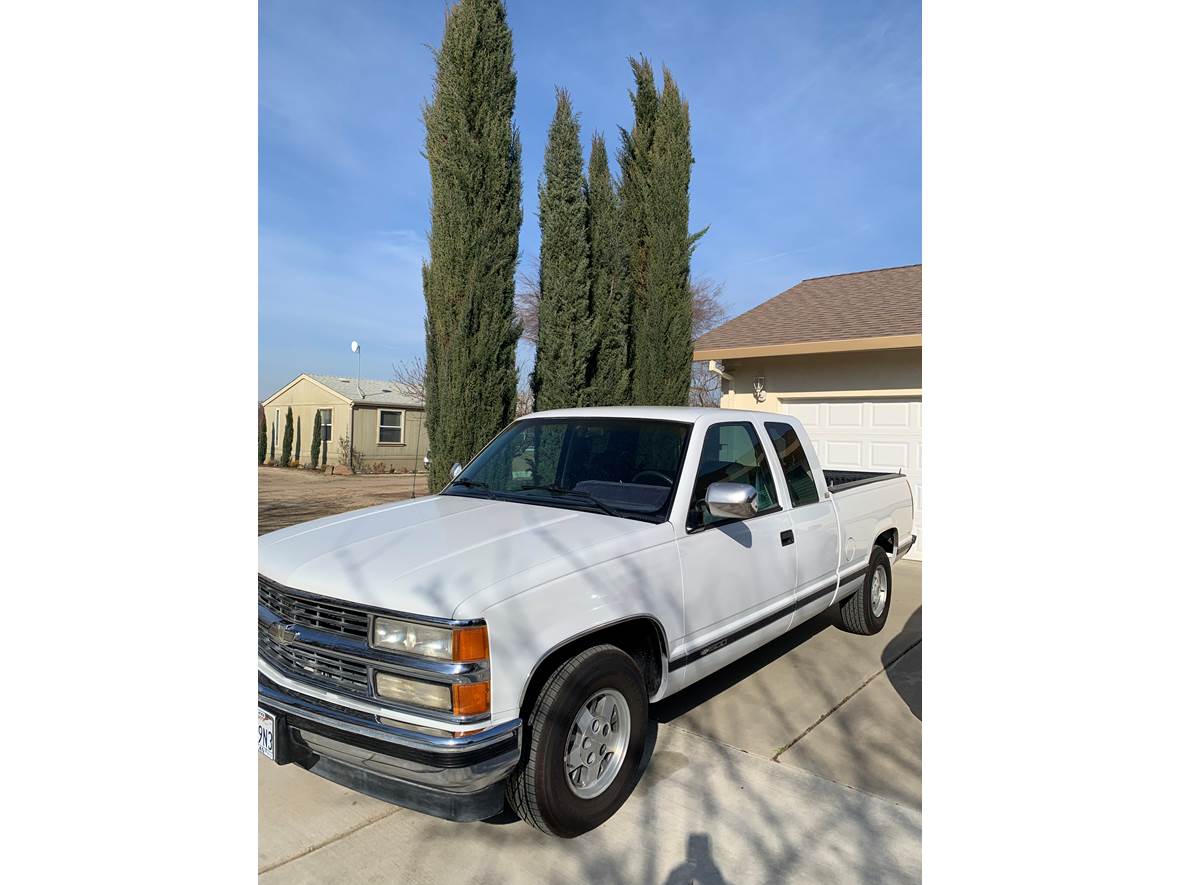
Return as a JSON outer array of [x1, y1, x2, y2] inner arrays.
[[693, 264, 922, 559], [261, 373, 429, 472]]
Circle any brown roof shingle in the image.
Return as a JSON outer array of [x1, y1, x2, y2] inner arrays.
[[694, 264, 921, 354]]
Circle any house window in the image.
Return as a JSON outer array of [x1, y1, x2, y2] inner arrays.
[[318, 409, 332, 441], [378, 410, 403, 444]]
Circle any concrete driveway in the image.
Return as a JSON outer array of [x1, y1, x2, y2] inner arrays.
[[259, 561, 922, 883]]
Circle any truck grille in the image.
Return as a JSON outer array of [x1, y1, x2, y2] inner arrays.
[[258, 625, 370, 695], [258, 575, 370, 639]]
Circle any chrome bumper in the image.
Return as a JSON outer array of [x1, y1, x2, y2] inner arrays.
[[259, 674, 521, 821]]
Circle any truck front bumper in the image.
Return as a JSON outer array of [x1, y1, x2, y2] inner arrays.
[[258, 674, 521, 822]]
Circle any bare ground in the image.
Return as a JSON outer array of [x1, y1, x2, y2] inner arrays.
[[258, 467, 427, 535]]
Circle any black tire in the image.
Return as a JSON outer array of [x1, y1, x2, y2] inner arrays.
[[506, 644, 648, 837], [839, 545, 892, 635]]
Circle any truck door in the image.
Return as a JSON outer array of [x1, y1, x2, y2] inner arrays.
[[764, 421, 840, 619], [674, 421, 798, 680]]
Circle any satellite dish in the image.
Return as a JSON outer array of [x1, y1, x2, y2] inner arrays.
[[350, 340, 360, 353]]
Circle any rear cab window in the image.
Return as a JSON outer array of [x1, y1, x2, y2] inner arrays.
[[764, 421, 821, 507]]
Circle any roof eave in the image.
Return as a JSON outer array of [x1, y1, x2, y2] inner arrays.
[[693, 334, 921, 362]]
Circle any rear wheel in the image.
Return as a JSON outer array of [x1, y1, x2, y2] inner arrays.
[[839, 545, 892, 635], [506, 645, 648, 837]]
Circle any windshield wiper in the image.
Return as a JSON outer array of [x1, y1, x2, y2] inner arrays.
[[449, 477, 501, 500], [518, 483, 623, 519]]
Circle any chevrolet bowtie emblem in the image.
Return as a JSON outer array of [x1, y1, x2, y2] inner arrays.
[[268, 622, 300, 646]]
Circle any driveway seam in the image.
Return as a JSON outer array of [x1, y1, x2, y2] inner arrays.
[[771, 636, 921, 762], [661, 718, 921, 813], [259, 806, 403, 875]]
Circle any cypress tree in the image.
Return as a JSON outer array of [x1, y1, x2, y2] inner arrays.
[[270, 413, 276, 462], [585, 132, 628, 405], [617, 56, 659, 403], [310, 410, 322, 469], [631, 68, 701, 405], [422, 0, 522, 492], [533, 89, 590, 411], [258, 408, 267, 465], [295, 415, 302, 463], [281, 406, 293, 467]]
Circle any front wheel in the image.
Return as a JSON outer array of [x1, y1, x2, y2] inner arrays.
[[838, 545, 892, 635], [506, 645, 648, 837]]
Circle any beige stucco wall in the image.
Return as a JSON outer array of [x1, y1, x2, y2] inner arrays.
[[261, 376, 428, 471], [718, 347, 922, 410]]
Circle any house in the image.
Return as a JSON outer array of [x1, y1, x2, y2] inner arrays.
[[693, 264, 921, 558], [261, 373, 429, 473]]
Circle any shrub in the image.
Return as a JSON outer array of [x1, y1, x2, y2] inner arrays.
[[280, 407, 294, 467]]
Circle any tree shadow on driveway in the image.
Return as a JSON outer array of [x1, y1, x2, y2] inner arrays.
[[883, 607, 922, 720]]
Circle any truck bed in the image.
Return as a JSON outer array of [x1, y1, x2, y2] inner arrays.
[[825, 468, 902, 493]]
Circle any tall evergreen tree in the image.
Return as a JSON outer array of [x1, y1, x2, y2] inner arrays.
[[630, 68, 701, 405], [422, 0, 522, 492], [533, 89, 590, 411], [310, 411, 322, 469], [617, 56, 659, 403], [258, 408, 267, 465], [280, 406, 294, 467], [585, 133, 628, 405]]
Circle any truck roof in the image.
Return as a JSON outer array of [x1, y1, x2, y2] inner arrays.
[[524, 405, 782, 424]]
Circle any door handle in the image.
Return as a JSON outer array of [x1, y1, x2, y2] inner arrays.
[[780, 530, 794, 546]]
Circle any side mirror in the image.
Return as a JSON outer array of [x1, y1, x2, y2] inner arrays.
[[450, 462, 463, 479], [705, 482, 759, 520]]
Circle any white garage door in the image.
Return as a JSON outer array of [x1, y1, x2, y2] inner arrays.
[[779, 397, 922, 560]]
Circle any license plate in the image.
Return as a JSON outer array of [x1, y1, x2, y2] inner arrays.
[[258, 708, 276, 760]]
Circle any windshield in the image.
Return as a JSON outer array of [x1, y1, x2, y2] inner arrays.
[[443, 417, 692, 523]]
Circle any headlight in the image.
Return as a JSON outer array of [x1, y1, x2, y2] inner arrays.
[[373, 672, 452, 712], [371, 618, 489, 662], [372, 617, 452, 659]]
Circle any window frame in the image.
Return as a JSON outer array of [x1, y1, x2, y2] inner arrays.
[[377, 409, 405, 446], [318, 408, 333, 442], [684, 420, 783, 534]]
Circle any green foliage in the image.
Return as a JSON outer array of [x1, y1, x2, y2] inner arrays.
[[629, 67, 700, 405], [281, 406, 294, 467], [422, 0, 522, 492], [258, 408, 267, 465], [310, 410, 322, 469], [533, 89, 591, 411], [585, 132, 629, 405], [617, 56, 659, 402]]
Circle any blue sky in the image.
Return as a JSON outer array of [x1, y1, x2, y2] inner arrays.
[[259, 0, 920, 399]]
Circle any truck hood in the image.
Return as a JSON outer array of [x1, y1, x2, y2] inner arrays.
[[257, 494, 641, 618]]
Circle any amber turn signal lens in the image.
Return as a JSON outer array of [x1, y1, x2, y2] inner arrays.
[[452, 625, 489, 662], [452, 682, 491, 717]]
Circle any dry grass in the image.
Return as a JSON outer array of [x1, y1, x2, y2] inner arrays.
[[258, 467, 428, 535]]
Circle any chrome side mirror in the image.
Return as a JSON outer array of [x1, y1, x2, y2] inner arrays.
[[705, 482, 759, 520], [450, 462, 463, 479]]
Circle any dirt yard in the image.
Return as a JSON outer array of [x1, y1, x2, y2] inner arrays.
[[258, 467, 427, 535]]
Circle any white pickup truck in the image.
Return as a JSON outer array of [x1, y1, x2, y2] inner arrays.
[[258, 406, 915, 837]]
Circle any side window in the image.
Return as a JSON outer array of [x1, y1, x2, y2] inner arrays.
[[687, 422, 779, 531], [318, 409, 333, 441], [378, 410, 403, 444], [765, 422, 821, 507]]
